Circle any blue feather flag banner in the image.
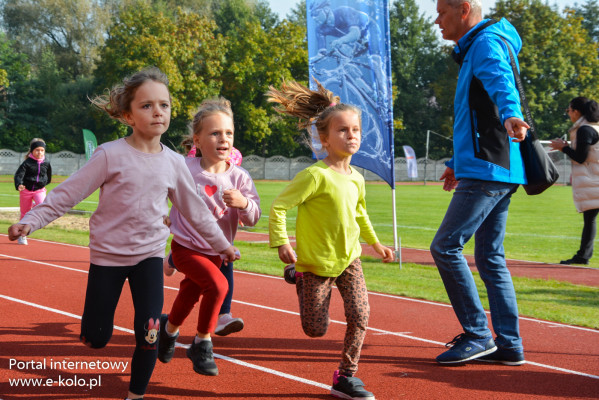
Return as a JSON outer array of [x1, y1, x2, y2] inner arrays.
[[307, 0, 395, 188]]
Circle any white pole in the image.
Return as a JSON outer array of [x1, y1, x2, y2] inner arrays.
[[391, 187, 401, 269], [424, 130, 430, 185]]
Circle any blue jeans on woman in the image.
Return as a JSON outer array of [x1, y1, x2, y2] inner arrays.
[[430, 179, 523, 351]]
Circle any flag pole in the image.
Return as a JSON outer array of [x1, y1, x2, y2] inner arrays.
[[391, 187, 401, 269]]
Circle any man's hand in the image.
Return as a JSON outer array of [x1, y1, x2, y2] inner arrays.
[[440, 167, 458, 192], [504, 117, 530, 142]]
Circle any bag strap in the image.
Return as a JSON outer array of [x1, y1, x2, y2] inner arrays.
[[500, 37, 538, 140]]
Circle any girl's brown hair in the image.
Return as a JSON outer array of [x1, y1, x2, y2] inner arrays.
[[90, 67, 170, 125], [184, 97, 234, 157], [265, 79, 361, 152]]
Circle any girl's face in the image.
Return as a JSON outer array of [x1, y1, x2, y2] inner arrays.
[[123, 80, 171, 140], [31, 147, 45, 159], [193, 112, 234, 166], [321, 110, 361, 159]]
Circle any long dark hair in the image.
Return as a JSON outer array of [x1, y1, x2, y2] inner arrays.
[[570, 97, 599, 123]]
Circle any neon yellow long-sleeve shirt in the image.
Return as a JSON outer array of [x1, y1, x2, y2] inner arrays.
[[269, 161, 379, 277]]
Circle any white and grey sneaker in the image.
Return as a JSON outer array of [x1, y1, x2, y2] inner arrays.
[[17, 236, 28, 245], [215, 313, 244, 336]]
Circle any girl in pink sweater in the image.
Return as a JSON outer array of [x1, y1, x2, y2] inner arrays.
[[8, 67, 238, 400], [158, 98, 261, 376]]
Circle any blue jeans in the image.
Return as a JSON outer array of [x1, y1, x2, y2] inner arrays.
[[430, 179, 522, 351]]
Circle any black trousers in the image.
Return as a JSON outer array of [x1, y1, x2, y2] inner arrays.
[[576, 208, 599, 261], [80, 257, 164, 395]]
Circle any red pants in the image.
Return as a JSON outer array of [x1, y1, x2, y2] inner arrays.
[[167, 240, 228, 334], [20, 187, 46, 218]]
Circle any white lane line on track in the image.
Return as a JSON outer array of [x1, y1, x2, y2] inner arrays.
[[2, 252, 598, 334], [0, 294, 331, 391], [1, 292, 598, 382], [234, 270, 599, 334], [2, 254, 599, 380]]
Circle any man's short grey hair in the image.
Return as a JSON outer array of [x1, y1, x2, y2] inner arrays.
[[444, 0, 482, 14]]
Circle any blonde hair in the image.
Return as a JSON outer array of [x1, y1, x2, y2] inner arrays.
[[184, 97, 234, 157], [90, 67, 170, 125], [265, 79, 361, 151], [25, 138, 46, 159]]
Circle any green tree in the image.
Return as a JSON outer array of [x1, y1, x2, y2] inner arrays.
[[94, 1, 227, 146], [1, 0, 112, 78], [490, 0, 599, 138], [220, 18, 309, 157], [390, 0, 454, 159], [573, 0, 599, 43]]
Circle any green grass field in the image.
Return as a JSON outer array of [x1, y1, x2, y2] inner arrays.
[[1, 176, 597, 328]]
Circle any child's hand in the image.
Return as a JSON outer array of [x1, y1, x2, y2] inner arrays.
[[8, 224, 31, 241], [221, 246, 241, 263], [223, 189, 248, 209], [372, 242, 395, 263], [278, 244, 297, 264], [17, 185, 25, 192], [162, 215, 171, 227]]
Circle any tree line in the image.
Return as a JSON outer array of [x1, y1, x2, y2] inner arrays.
[[1, 0, 597, 161]]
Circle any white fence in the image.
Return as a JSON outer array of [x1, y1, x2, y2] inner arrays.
[[0, 149, 572, 184]]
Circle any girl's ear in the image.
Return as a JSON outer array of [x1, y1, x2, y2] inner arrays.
[[123, 112, 135, 127]]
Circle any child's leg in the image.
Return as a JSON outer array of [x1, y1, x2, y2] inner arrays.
[[334, 258, 370, 376], [19, 189, 35, 219], [169, 240, 227, 335], [127, 257, 164, 396], [296, 271, 335, 338], [219, 261, 234, 315], [31, 187, 47, 207], [80, 264, 128, 348]]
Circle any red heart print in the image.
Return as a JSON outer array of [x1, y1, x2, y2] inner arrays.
[[205, 185, 217, 197]]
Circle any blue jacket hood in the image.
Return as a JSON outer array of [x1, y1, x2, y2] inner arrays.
[[453, 18, 522, 65]]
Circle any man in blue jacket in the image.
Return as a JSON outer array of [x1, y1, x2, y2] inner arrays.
[[430, 0, 529, 365]]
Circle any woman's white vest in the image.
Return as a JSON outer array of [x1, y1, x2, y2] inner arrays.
[[569, 118, 599, 212]]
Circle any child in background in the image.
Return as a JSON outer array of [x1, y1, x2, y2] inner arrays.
[[8, 67, 238, 400], [164, 141, 247, 336], [266, 80, 394, 400], [158, 98, 260, 375], [13, 138, 52, 245]]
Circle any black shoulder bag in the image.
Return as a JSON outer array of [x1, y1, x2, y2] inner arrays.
[[502, 38, 559, 195]]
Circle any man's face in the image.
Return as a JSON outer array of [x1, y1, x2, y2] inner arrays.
[[435, 0, 466, 43]]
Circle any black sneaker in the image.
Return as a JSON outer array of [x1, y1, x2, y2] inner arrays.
[[158, 314, 178, 363], [284, 264, 297, 284], [559, 256, 589, 265], [436, 333, 496, 364], [477, 347, 525, 366], [331, 370, 375, 400], [187, 340, 218, 376]]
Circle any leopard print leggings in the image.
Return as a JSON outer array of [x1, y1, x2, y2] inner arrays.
[[296, 258, 369, 376]]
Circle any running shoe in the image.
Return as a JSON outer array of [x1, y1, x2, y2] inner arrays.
[[436, 333, 496, 364], [331, 370, 375, 400], [215, 313, 244, 336]]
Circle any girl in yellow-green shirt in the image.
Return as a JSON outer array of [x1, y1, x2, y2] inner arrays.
[[266, 80, 394, 400]]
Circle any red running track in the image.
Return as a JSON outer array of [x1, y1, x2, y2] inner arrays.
[[0, 235, 598, 400]]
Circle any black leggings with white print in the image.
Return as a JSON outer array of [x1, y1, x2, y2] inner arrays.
[[80, 257, 163, 395]]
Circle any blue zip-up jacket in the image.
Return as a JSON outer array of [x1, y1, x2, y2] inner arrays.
[[447, 18, 527, 184]]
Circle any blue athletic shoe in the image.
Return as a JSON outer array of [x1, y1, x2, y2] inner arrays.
[[436, 333, 497, 364]]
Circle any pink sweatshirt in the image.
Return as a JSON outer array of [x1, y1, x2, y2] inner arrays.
[[20, 138, 230, 266], [169, 157, 261, 255]]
